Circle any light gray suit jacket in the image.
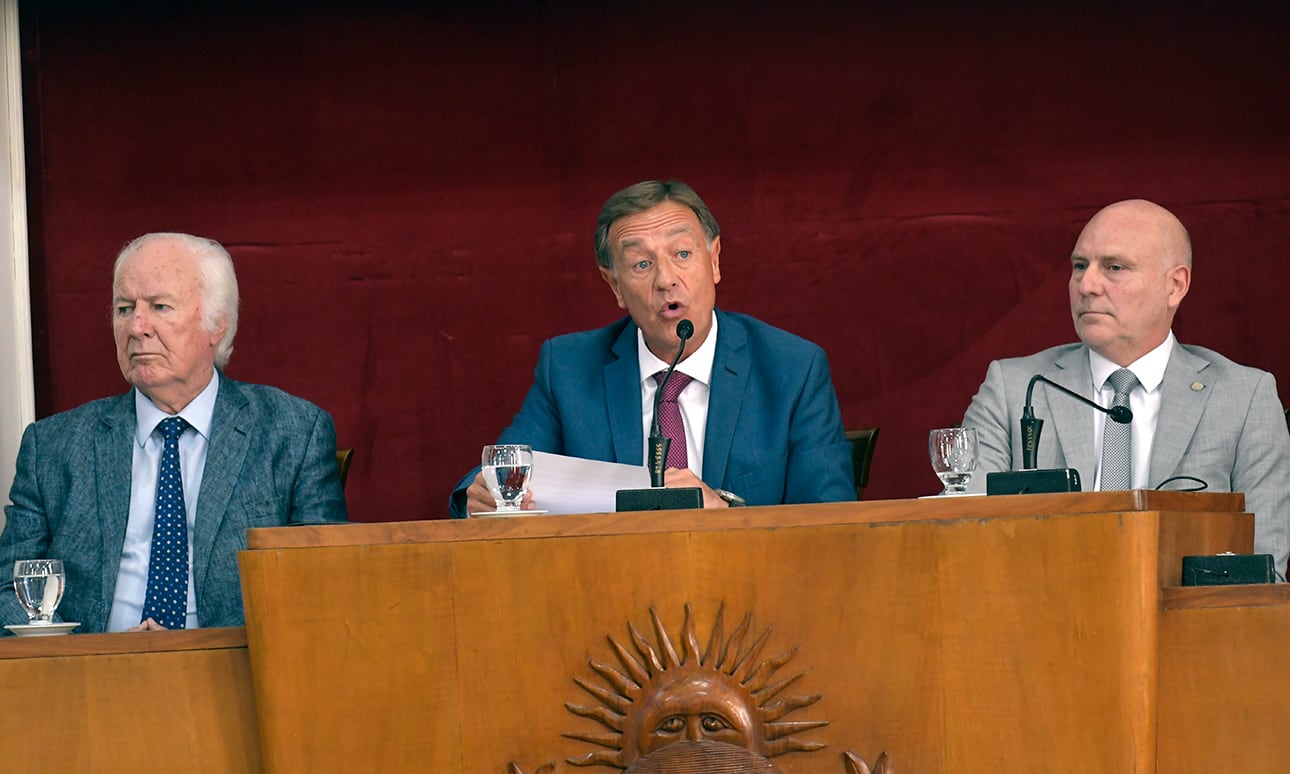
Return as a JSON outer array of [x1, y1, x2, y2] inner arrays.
[[962, 342, 1290, 576], [0, 372, 348, 632]]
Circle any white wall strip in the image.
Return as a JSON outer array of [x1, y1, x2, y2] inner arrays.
[[0, 0, 36, 531]]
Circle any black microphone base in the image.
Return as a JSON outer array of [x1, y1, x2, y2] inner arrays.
[[616, 487, 703, 512], [987, 468, 1082, 495]]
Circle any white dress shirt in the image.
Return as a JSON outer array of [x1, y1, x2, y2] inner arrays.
[[107, 372, 219, 632], [637, 311, 718, 478], [1089, 332, 1174, 491]]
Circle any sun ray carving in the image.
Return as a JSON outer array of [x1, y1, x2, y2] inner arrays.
[[563, 603, 827, 769]]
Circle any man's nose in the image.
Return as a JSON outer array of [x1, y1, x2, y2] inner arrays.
[[654, 257, 678, 287], [1076, 266, 1102, 295], [127, 309, 154, 335]]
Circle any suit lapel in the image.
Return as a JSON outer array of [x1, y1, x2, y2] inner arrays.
[[192, 373, 251, 595], [702, 311, 749, 488], [604, 323, 644, 465], [1047, 347, 1098, 480], [1150, 345, 1211, 487], [96, 393, 137, 630]]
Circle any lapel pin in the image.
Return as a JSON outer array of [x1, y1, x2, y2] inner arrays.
[[1190, 381, 1205, 391]]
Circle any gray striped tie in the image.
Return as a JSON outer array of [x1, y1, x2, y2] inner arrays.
[[1099, 368, 1138, 490]]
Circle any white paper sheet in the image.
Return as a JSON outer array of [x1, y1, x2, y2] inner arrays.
[[527, 451, 652, 515]]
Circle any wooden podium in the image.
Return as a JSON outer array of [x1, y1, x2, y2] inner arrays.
[[238, 491, 1290, 773], [0, 627, 259, 772]]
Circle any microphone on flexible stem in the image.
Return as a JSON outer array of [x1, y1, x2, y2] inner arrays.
[[1021, 374, 1132, 469], [616, 319, 704, 512], [647, 319, 694, 486], [989, 373, 1134, 495]]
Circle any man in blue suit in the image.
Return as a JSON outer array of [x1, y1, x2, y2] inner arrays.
[[1, 233, 347, 633], [451, 180, 853, 517]]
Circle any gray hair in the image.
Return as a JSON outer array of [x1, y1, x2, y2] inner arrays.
[[594, 180, 721, 269], [113, 232, 240, 368]]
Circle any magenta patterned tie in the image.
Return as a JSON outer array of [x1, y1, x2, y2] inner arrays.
[[653, 370, 693, 470]]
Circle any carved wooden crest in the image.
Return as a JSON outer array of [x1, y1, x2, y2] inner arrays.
[[508, 603, 892, 773]]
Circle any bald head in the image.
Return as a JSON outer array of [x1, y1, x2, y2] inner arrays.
[[1079, 199, 1192, 269], [1068, 199, 1192, 366]]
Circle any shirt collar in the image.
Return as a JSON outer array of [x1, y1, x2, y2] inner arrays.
[[133, 370, 221, 446], [637, 310, 718, 387], [1089, 331, 1175, 393]]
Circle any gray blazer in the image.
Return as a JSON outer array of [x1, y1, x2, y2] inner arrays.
[[0, 372, 348, 632], [962, 342, 1290, 576]]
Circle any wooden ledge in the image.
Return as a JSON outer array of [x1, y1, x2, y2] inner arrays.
[[1161, 583, 1290, 610], [0, 625, 247, 660], [248, 490, 1245, 550]]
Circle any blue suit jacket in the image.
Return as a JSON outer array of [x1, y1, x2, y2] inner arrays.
[[0, 372, 349, 632], [450, 310, 854, 516]]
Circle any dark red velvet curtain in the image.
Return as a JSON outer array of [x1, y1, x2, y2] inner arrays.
[[20, 2, 1290, 521]]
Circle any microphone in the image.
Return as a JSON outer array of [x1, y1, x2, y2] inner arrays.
[[988, 373, 1135, 496], [647, 319, 695, 486], [1021, 374, 1133, 469], [615, 319, 703, 512]]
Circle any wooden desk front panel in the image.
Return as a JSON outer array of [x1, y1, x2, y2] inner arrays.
[[241, 506, 1170, 773], [0, 628, 260, 772], [1157, 586, 1290, 772]]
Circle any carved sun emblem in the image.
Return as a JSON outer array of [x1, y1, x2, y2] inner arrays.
[[562, 603, 827, 769]]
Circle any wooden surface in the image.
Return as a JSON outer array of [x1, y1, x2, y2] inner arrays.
[[1158, 584, 1290, 772], [239, 491, 1270, 773], [246, 490, 1246, 549], [0, 627, 260, 772]]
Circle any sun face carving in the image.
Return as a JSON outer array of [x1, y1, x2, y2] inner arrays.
[[563, 603, 827, 769]]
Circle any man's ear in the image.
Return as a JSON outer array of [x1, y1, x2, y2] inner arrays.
[[709, 235, 722, 285], [599, 265, 627, 309], [207, 314, 227, 349], [1167, 264, 1191, 309]]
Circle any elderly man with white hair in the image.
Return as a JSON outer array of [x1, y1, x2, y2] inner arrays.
[[0, 232, 347, 634]]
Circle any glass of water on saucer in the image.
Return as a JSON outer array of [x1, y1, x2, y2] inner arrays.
[[481, 444, 533, 513], [13, 559, 65, 625]]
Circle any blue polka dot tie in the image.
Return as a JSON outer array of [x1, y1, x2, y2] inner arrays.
[[143, 416, 190, 629]]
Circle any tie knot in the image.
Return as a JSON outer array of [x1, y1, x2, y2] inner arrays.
[[1107, 368, 1138, 399], [158, 416, 189, 441], [653, 370, 693, 402]]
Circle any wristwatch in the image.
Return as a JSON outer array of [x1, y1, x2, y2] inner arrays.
[[716, 489, 746, 507]]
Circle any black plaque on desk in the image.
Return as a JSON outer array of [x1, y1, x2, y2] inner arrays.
[[616, 487, 703, 512], [1181, 554, 1275, 586]]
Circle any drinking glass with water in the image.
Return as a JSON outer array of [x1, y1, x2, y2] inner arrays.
[[928, 427, 978, 495], [13, 559, 65, 625], [481, 444, 533, 512]]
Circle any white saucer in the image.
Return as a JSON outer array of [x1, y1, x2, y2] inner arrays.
[[5, 622, 80, 637], [470, 509, 550, 518]]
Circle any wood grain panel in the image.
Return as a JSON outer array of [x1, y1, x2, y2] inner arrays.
[[0, 627, 259, 772], [241, 494, 1244, 773], [1157, 590, 1290, 772]]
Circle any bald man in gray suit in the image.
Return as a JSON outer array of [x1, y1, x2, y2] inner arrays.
[[0, 233, 347, 633], [962, 200, 1290, 577]]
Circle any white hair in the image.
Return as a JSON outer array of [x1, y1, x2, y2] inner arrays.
[[113, 232, 240, 368]]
